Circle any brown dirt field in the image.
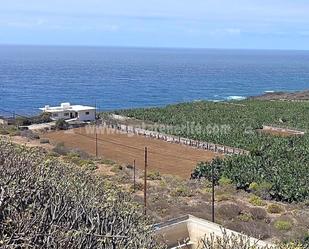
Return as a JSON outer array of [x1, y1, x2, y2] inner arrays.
[[43, 127, 219, 178]]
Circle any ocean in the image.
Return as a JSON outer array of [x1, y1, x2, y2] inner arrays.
[[0, 45, 308, 116]]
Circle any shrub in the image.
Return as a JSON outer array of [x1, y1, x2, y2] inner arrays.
[[0, 127, 9, 135], [216, 194, 234, 202], [226, 221, 271, 240], [48, 151, 60, 157], [31, 112, 52, 124], [20, 130, 40, 140], [0, 139, 162, 248], [301, 233, 309, 248], [147, 171, 162, 180], [130, 182, 144, 192], [281, 243, 308, 249], [249, 195, 266, 206], [63, 153, 95, 170], [70, 148, 90, 159], [111, 164, 123, 172], [15, 117, 32, 126], [0, 125, 19, 136], [81, 161, 97, 171], [249, 181, 273, 199], [126, 164, 134, 169], [55, 119, 69, 130], [199, 187, 212, 194], [52, 142, 70, 155], [274, 220, 293, 231], [250, 207, 268, 220], [267, 204, 284, 214], [249, 182, 259, 191], [171, 185, 192, 197], [238, 213, 253, 222], [199, 228, 272, 249], [217, 203, 241, 220], [219, 176, 233, 186], [15, 113, 52, 126]]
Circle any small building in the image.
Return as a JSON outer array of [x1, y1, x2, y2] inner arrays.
[[40, 103, 96, 122]]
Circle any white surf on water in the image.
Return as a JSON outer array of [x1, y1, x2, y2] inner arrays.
[[226, 96, 247, 101]]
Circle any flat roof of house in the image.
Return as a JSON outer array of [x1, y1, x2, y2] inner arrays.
[[40, 104, 96, 113]]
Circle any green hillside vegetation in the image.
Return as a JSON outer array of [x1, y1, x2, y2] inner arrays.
[[0, 140, 162, 249], [117, 100, 309, 202], [117, 100, 309, 149]]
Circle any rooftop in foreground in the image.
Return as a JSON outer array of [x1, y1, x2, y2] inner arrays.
[[155, 215, 272, 249]]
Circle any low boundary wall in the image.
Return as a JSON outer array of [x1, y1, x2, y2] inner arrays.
[[102, 122, 249, 156]]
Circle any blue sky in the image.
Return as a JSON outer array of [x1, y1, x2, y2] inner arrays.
[[1, 0, 309, 49]]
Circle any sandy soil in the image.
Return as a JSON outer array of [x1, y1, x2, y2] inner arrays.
[[43, 127, 219, 178]]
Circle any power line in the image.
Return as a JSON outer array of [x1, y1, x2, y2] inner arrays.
[[0, 108, 31, 119], [148, 149, 198, 162], [74, 131, 199, 162], [0, 107, 211, 163], [75, 131, 142, 152]]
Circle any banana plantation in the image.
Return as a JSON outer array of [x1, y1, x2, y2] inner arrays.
[[117, 100, 309, 203]]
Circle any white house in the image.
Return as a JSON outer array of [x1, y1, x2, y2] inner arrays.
[[40, 103, 96, 122]]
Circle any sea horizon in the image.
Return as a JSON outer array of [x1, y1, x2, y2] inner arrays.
[[1, 45, 309, 116], [2, 43, 309, 52]]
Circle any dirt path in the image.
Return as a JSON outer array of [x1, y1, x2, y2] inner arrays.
[[43, 127, 219, 178]]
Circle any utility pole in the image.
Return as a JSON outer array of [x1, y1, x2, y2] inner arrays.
[[212, 162, 215, 223], [94, 100, 98, 157], [95, 132, 98, 157], [144, 147, 148, 216], [133, 159, 136, 192]]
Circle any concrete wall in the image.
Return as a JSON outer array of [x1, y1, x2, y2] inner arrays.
[[78, 110, 95, 121], [156, 215, 272, 249], [157, 222, 189, 248], [50, 111, 69, 121], [103, 122, 249, 155], [47, 110, 95, 122]]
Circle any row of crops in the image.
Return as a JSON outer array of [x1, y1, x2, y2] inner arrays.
[[117, 100, 309, 202]]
